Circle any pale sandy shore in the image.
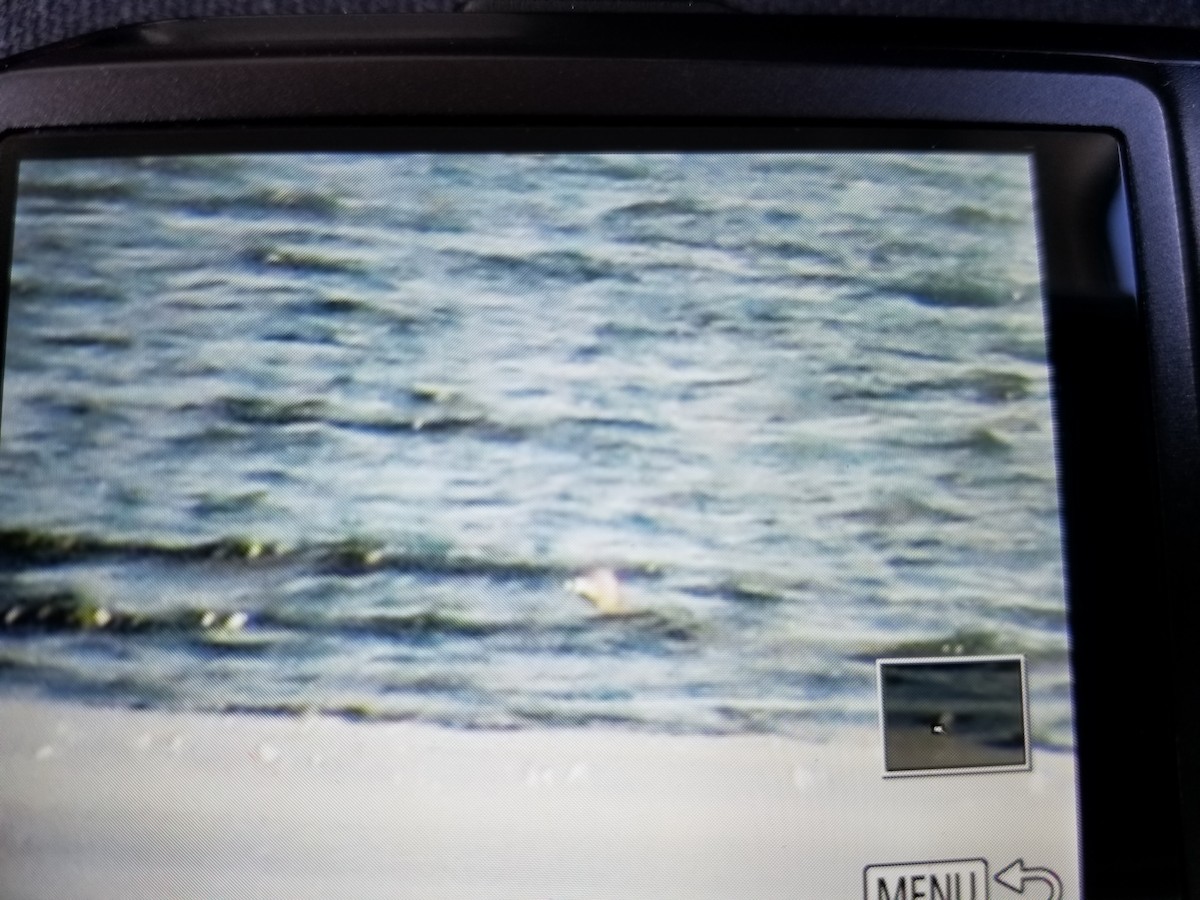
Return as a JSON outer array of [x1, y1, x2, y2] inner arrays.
[[0, 698, 1079, 899]]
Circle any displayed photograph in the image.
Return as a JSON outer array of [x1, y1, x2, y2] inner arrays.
[[878, 656, 1030, 774], [0, 149, 1078, 899]]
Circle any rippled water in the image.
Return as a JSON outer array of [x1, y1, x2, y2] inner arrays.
[[0, 151, 1071, 745]]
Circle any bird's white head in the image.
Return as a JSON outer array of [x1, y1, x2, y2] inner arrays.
[[565, 567, 627, 615]]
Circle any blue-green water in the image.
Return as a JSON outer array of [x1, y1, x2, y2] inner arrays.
[[0, 151, 1071, 745]]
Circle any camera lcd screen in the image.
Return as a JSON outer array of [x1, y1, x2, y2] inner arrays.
[[0, 147, 1078, 898]]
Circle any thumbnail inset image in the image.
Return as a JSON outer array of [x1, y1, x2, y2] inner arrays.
[[877, 656, 1030, 776]]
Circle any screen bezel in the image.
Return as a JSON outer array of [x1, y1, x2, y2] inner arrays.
[[0, 42, 1192, 898]]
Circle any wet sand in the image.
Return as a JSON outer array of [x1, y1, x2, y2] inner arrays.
[[884, 725, 1029, 773], [0, 698, 1079, 899]]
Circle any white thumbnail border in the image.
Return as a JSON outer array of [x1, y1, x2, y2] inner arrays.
[[876, 654, 1032, 779]]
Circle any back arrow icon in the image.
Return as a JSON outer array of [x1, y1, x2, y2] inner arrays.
[[995, 859, 1063, 900]]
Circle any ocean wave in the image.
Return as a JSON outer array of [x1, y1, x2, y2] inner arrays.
[[241, 244, 368, 275], [196, 389, 669, 445], [561, 415, 661, 433], [685, 576, 809, 605], [945, 203, 1028, 228], [285, 295, 429, 331], [191, 490, 272, 519], [866, 628, 1009, 658], [27, 393, 130, 424], [886, 272, 1037, 309], [540, 156, 655, 182], [8, 276, 122, 304], [831, 369, 1035, 405], [602, 198, 713, 220], [0, 526, 563, 579], [0, 578, 704, 650], [856, 628, 1065, 666], [841, 494, 971, 527], [746, 237, 840, 263], [39, 331, 134, 350], [19, 179, 135, 203], [318, 609, 706, 652], [183, 186, 343, 218], [884, 426, 1014, 456], [202, 395, 527, 441], [444, 248, 628, 285]]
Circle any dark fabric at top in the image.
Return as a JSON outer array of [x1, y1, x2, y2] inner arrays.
[[2, 0, 1199, 62]]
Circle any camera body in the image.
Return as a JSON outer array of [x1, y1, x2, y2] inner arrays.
[[0, 13, 1196, 899]]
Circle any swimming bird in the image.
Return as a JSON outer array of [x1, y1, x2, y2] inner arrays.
[[565, 567, 629, 615], [929, 711, 955, 736]]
